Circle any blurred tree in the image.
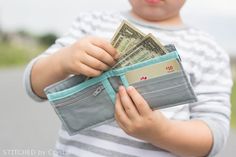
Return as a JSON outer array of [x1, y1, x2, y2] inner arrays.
[[38, 33, 58, 46], [16, 30, 32, 37], [0, 32, 8, 43]]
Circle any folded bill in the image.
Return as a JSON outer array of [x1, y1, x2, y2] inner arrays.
[[111, 20, 145, 56], [113, 34, 168, 68]]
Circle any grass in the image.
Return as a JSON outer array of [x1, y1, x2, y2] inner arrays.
[[231, 82, 236, 128], [0, 42, 45, 68]]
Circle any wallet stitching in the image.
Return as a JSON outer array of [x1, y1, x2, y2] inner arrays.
[[52, 83, 102, 105], [54, 87, 108, 108], [140, 82, 188, 96]]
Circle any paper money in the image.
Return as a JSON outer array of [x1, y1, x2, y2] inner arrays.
[[113, 34, 168, 68], [164, 44, 177, 52], [111, 20, 145, 56], [125, 59, 181, 84]]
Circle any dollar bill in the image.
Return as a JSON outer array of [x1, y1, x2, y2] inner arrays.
[[112, 34, 168, 68], [164, 44, 177, 52], [111, 20, 145, 56]]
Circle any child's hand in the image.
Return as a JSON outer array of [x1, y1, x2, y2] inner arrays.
[[115, 86, 171, 142], [59, 36, 119, 77]]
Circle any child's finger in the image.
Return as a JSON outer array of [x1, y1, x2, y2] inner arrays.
[[91, 38, 119, 59], [127, 86, 152, 116], [115, 93, 131, 127], [118, 86, 140, 120], [77, 63, 102, 77], [86, 45, 116, 66], [81, 54, 109, 71]]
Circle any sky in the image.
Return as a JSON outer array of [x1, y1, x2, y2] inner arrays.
[[0, 0, 236, 55]]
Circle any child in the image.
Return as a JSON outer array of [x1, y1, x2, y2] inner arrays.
[[24, 0, 233, 156]]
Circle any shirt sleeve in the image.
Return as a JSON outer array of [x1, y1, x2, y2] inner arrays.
[[189, 43, 233, 157], [23, 13, 91, 102]]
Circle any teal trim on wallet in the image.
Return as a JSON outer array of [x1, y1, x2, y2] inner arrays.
[[112, 51, 179, 75], [47, 75, 107, 101], [120, 75, 129, 88], [47, 51, 179, 101], [102, 79, 116, 104]]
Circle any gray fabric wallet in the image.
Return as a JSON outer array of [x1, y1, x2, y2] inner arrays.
[[44, 50, 197, 135]]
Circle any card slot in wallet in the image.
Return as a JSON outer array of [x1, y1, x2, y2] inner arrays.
[[140, 82, 188, 96], [130, 72, 186, 91], [119, 63, 197, 110], [124, 58, 182, 85], [51, 83, 102, 106], [143, 87, 195, 109], [51, 82, 114, 135], [45, 75, 87, 94], [133, 70, 196, 109]]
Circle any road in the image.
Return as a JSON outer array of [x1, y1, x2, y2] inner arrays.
[[0, 68, 235, 157]]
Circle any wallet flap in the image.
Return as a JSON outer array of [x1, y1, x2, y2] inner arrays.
[[46, 51, 180, 102]]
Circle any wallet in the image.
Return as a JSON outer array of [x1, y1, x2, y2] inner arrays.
[[44, 50, 197, 135]]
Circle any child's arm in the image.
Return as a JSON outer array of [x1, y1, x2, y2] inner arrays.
[[115, 86, 213, 157], [30, 36, 118, 98]]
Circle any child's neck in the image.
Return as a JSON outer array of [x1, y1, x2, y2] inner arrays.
[[130, 11, 184, 27]]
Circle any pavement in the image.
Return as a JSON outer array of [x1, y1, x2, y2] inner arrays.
[[0, 68, 235, 157]]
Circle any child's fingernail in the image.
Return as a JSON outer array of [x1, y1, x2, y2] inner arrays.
[[119, 86, 124, 91], [127, 86, 134, 91], [119, 86, 124, 90]]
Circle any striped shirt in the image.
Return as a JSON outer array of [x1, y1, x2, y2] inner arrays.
[[23, 11, 233, 157]]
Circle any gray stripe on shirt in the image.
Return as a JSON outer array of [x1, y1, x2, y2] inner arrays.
[[59, 137, 138, 157], [80, 129, 162, 151]]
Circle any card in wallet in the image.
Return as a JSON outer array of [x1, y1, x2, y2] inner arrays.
[[44, 50, 197, 135]]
